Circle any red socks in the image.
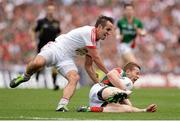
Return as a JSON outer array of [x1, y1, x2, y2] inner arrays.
[[90, 106, 103, 112]]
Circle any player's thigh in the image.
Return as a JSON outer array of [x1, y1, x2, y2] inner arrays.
[[117, 43, 131, 55], [104, 103, 132, 112], [89, 83, 105, 107], [102, 87, 126, 100], [37, 48, 57, 67], [56, 59, 79, 81], [117, 43, 136, 62], [30, 55, 46, 67]]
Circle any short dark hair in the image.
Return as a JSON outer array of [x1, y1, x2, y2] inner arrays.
[[123, 62, 141, 71], [95, 15, 114, 28], [124, 3, 134, 9]]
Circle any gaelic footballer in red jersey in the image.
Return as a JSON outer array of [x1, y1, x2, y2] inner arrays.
[[10, 15, 114, 112]]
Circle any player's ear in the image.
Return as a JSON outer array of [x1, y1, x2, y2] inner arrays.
[[126, 69, 131, 75], [97, 24, 103, 29]]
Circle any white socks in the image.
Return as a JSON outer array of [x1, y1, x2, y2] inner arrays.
[[23, 73, 31, 81], [59, 98, 69, 106]]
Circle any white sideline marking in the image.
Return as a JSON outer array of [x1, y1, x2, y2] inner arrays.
[[0, 116, 178, 121]]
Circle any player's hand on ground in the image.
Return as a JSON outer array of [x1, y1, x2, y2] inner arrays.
[[146, 104, 157, 112]]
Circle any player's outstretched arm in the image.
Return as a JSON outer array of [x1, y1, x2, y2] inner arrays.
[[87, 48, 108, 74], [85, 55, 99, 83]]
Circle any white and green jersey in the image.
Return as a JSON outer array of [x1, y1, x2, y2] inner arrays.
[[117, 17, 143, 43]]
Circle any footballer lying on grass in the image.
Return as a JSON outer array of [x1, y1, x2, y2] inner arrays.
[[77, 62, 157, 112]]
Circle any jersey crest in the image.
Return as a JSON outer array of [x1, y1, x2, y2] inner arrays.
[[75, 47, 88, 56]]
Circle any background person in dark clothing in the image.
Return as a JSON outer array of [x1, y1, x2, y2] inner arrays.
[[31, 4, 61, 90]]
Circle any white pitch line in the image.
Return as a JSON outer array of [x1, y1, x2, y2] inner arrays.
[[0, 116, 179, 121]]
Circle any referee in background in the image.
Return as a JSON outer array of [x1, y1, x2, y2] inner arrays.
[[31, 4, 61, 90]]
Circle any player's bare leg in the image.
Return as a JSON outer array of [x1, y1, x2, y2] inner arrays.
[[52, 67, 59, 90], [78, 103, 157, 113], [56, 70, 80, 112], [10, 55, 46, 88], [103, 103, 157, 113]]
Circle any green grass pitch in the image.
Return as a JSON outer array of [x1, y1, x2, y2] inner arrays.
[[0, 87, 180, 120]]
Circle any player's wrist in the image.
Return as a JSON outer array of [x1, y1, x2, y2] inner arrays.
[[143, 109, 147, 112]]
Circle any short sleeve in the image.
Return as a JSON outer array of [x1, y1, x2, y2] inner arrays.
[[82, 27, 97, 49], [34, 19, 42, 32], [117, 20, 123, 34], [137, 20, 143, 29], [115, 67, 122, 74]]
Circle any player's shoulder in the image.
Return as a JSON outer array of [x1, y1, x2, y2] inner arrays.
[[77, 26, 95, 33], [67, 26, 94, 36], [133, 17, 142, 23], [118, 17, 126, 22], [81, 25, 94, 30], [53, 19, 60, 23], [37, 17, 46, 22], [113, 67, 123, 73], [117, 17, 126, 26], [36, 17, 47, 24]]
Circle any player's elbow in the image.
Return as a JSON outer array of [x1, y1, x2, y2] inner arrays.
[[91, 55, 101, 64]]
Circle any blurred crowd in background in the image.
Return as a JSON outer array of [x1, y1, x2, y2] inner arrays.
[[0, 0, 179, 74]]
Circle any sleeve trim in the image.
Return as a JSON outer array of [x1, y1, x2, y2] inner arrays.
[[115, 68, 122, 74], [86, 46, 96, 49], [91, 28, 96, 43]]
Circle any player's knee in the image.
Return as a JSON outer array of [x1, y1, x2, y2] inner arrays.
[[71, 74, 80, 83], [31, 57, 46, 69], [126, 109, 133, 112], [66, 70, 80, 82], [68, 73, 80, 85]]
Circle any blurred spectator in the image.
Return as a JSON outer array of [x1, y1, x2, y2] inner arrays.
[[0, 0, 179, 74]]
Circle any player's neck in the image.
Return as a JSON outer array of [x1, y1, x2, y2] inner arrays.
[[47, 16, 53, 21], [127, 16, 133, 24], [94, 28, 99, 41]]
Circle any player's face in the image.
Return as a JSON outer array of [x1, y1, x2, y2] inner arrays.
[[127, 67, 140, 83], [47, 5, 55, 17], [124, 6, 134, 18], [97, 21, 114, 40]]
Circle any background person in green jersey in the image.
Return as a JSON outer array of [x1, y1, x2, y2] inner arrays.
[[116, 3, 146, 65]]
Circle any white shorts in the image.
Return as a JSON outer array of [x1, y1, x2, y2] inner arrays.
[[117, 43, 133, 55], [38, 42, 78, 76], [89, 83, 107, 107]]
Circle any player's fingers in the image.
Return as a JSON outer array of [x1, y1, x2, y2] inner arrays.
[[150, 104, 157, 112], [146, 104, 157, 112], [150, 104, 157, 108]]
